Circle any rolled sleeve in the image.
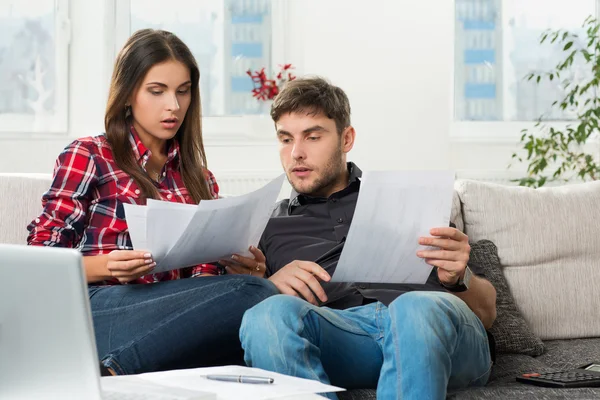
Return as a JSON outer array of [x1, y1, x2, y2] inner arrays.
[[27, 141, 98, 248]]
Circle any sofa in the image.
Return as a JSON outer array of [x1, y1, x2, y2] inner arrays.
[[2, 173, 600, 399]]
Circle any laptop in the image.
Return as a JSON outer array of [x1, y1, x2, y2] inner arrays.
[[0, 244, 215, 400]]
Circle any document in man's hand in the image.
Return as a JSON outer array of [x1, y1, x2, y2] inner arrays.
[[123, 175, 285, 272], [331, 170, 455, 284]]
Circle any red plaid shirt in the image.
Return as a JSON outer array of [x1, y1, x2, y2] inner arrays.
[[27, 128, 220, 284]]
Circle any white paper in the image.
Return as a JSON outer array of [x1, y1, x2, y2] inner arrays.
[[331, 170, 455, 284], [145, 199, 198, 262], [124, 175, 284, 273], [123, 203, 148, 250], [158, 176, 283, 270], [101, 376, 216, 399], [104, 365, 343, 400]]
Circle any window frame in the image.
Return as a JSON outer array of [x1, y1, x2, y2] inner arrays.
[[451, 0, 600, 143], [110, 0, 292, 143], [0, 0, 70, 136]]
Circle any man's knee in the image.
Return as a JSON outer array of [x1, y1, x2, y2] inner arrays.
[[389, 291, 459, 322], [240, 295, 308, 345]]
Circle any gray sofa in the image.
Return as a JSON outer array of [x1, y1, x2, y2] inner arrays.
[[2, 174, 599, 399]]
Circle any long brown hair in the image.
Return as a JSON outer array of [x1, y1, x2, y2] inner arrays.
[[104, 29, 212, 203]]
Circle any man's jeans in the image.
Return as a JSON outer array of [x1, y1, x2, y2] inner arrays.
[[89, 275, 279, 375], [240, 291, 492, 399]]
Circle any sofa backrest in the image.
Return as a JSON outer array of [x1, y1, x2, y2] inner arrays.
[[455, 179, 600, 340], [0, 173, 52, 245]]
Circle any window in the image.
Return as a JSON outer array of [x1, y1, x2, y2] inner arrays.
[[0, 0, 69, 133], [454, 0, 597, 122], [116, 0, 277, 117]]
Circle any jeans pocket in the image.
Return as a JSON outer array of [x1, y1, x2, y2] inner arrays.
[[469, 361, 493, 387]]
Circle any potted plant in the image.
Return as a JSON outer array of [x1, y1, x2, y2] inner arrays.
[[511, 16, 600, 187]]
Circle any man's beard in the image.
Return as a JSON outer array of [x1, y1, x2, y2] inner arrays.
[[288, 145, 344, 197]]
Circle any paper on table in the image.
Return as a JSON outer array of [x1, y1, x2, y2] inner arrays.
[[331, 170, 455, 284], [122, 203, 148, 250], [104, 365, 344, 400], [101, 376, 216, 399], [158, 175, 284, 270]]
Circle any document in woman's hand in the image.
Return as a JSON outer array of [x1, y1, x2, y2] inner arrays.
[[123, 175, 285, 273]]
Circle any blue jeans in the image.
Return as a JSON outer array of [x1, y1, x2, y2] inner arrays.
[[89, 275, 278, 375], [240, 291, 492, 399]]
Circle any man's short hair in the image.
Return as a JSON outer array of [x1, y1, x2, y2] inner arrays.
[[271, 77, 351, 134]]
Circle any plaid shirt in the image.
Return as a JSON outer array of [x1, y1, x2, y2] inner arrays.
[[27, 128, 220, 284]]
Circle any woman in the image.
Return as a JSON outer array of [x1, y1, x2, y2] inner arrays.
[[27, 29, 277, 375]]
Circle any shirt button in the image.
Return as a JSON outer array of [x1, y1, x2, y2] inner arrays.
[[167, 194, 173, 200], [336, 217, 344, 223], [134, 189, 140, 195], [35, 218, 40, 223], [330, 198, 338, 203]]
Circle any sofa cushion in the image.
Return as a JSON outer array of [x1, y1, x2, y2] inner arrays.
[[455, 180, 600, 340], [448, 338, 600, 399], [470, 240, 545, 356], [0, 174, 52, 245]]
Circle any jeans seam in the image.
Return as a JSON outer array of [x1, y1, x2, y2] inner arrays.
[[459, 321, 492, 387], [375, 302, 385, 340], [468, 360, 493, 387]]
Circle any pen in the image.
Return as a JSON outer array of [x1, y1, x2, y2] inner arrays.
[[204, 374, 275, 384]]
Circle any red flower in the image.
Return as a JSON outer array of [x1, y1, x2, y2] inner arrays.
[[247, 63, 296, 101]]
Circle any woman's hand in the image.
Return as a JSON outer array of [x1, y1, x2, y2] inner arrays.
[[219, 246, 267, 278], [106, 250, 156, 284]]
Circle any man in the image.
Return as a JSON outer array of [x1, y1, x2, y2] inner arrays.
[[225, 78, 497, 399]]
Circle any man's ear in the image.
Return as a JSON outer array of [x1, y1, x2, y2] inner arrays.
[[341, 126, 356, 153]]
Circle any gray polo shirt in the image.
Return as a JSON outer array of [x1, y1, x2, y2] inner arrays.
[[259, 162, 485, 309]]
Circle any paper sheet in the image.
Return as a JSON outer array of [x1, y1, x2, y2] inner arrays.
[[123, 175, 284, 273], [122, 203, 148, 250], [101, 376, 216, 399], [331, 170, 455, 284], [103, 365, 343, 400]]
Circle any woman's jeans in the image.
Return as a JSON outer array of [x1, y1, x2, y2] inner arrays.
[[89, 275, 278, 375]]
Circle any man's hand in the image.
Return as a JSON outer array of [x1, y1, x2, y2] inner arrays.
[[106, 250, 155, 284], [416, 227, 470, 285], [269, 261, 331, 305], [219, 246, 267, 278]]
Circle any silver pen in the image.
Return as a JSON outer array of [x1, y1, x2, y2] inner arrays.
[[205, 374, 275, 384]]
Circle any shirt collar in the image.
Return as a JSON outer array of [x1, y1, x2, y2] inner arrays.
[[129, 125, 180, 170], [288, 162, 362, 212]]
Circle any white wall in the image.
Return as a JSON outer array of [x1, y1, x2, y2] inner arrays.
[[286, 0, 453, 172], [2, 0, 557, 181]]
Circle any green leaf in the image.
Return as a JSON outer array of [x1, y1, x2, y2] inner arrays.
[[563, 41, 573, 50], [538, 176, 547, 187]]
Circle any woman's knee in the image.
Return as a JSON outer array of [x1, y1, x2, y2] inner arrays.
[[223, 275, 279, 302]]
